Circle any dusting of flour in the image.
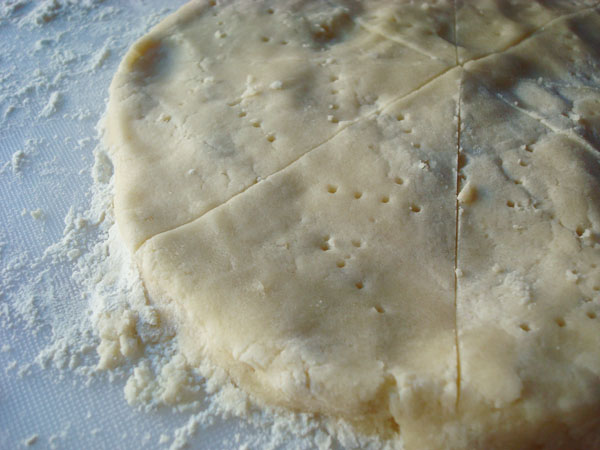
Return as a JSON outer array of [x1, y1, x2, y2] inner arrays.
[[0, 1, 394, 449]]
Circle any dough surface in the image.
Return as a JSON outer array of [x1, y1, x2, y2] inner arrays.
[[107, 1, 600, 448]]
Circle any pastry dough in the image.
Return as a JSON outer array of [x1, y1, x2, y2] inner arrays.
[[107, 1, 600, 447]]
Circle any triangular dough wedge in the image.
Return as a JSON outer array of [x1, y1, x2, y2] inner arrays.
[[456, 45, 600, 450], [137, 69, 461, 445]]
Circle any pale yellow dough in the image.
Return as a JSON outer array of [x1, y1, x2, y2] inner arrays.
[[107, 1, 600, 448]]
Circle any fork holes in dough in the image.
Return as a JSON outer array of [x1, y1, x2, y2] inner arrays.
[[353, 192, 362, 199], [507, 200, 515, 208], [519, 323, 531, 332], [374, 305, 385, 314], [381, 196, 390, 204], [576, 226, 585, 237], [327, 185, 337, 194], [267, 134, 276, 143], [396, 114, 404, 121], [410, 204, 421, 213], [587, 311, 597, 319], [261, 36, 270, 42], [336, 261, 346, 268], [355, 281, 364, 290], [555, 317, 566, 327], [238, 111, 247, 117], [394, 177, 404, 185], [352, 240, 361, 248]]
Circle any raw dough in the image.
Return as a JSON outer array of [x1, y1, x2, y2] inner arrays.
[[107, 0, 600, 448]]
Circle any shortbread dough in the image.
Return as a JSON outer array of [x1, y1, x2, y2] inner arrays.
[[107, 1, 600, 448]]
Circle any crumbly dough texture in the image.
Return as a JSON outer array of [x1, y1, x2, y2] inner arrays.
[[107, 1, 600, 448]]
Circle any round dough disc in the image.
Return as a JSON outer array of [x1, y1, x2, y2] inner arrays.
[[107, 1, 600, 448]]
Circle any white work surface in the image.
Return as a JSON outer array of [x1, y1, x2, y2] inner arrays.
[[0, 2, 324, 449]]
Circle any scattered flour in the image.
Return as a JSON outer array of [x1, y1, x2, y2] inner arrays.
[[17, 0, 104, 27], [0, 1, 30, 20], [3, 139, 44, 175], [11, 149, 25, 173], [23, 434, 39, 446], [89, 44, 111, 70], [30, 208, 44, 220], [40, 91, 62, 117], [6, 360, 18, 373], [0, 1, 391, 449]]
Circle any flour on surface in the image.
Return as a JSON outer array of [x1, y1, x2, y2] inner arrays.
[[23, 434, 39, 446], [29, 208, 44, 220], [0, 1, 402, 449], [40, 91, 62, 117], [11, 149, 25, 173]]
